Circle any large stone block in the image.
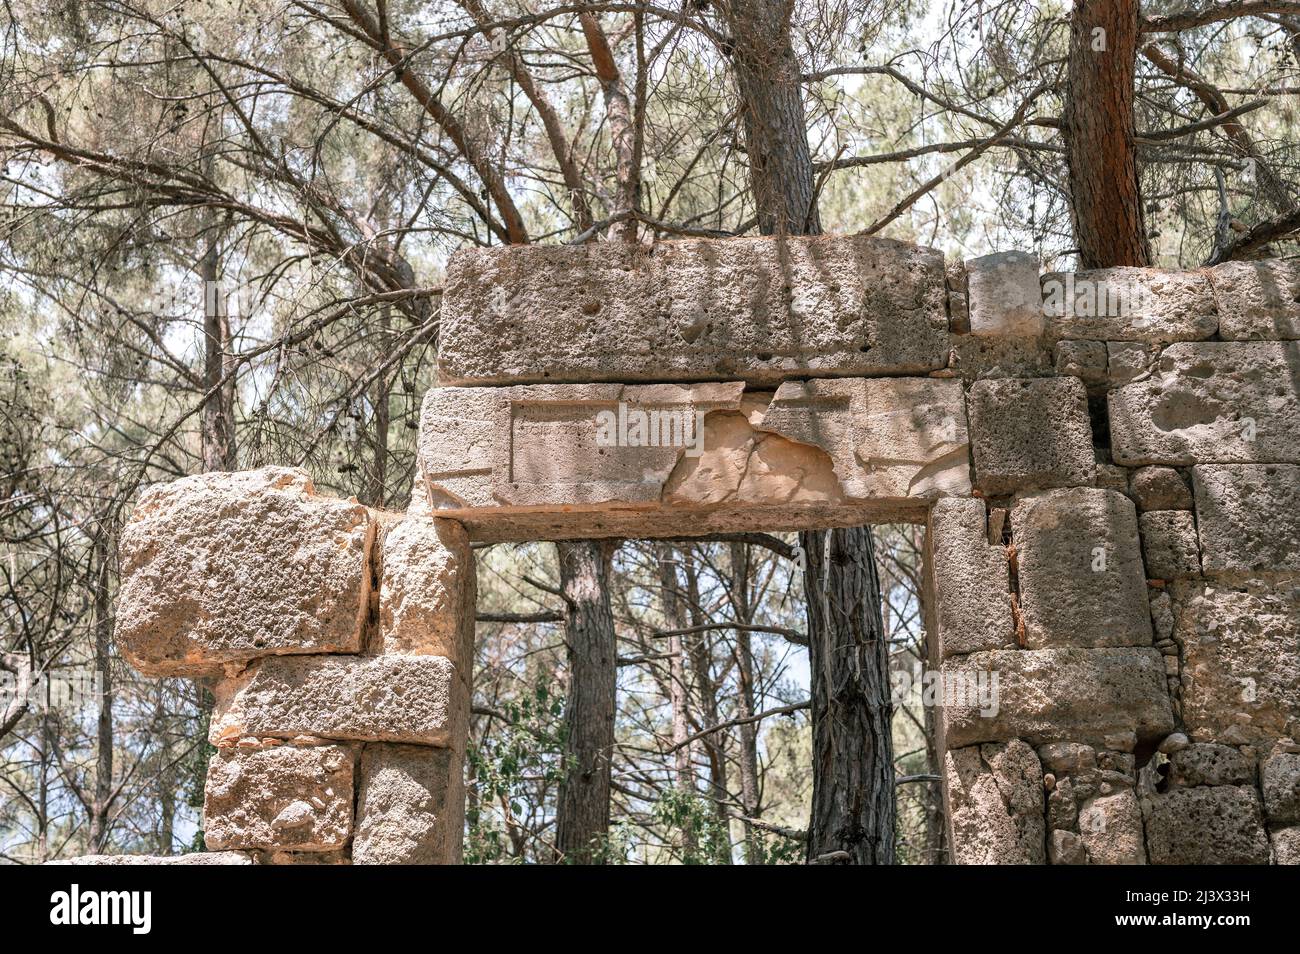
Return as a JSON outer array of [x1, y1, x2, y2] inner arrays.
[[377, 517, 474, 669], [1040, 268, 1217, 341], [966, 251, 1044, 337], [204, 745, 354, 852], [927, 498, 1015, 658], [1078, 790, 1146, 865], [1262, 749, 1300, 825], [945, 741, 1045, 865], [1171, 579, 1300, 743], [115, 467, 372, 676], [1168, 743, 1254, 788], [1209, 259, 1300, 340], [353, 744, 464, 865], [969, 377, 1095, 495], [211, 655, 466, 747], [1272, 826, 1300, 864], [1129, 466, 1192, 511], [418, 378, 969, 540], [1109, 342, 1300, 465], [437, 235, 948, 385], [1193, 464, 1300, 575], [1139, 510, 1202, 580], [1141, 786, 1270, 865], [940, 648, 1173, 748], [1012, 489, 1152, 648]]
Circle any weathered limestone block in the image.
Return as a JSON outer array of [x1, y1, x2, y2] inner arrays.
[[1078, 790, 1146, 865], [1094, 462, 1129, 493], [353, 744, 464, 865], [759, 377, 971, 498], [940, 648, 1174, 748], [1041, 268, 1217, 341], [1038, 741, 1097, 777], [1054, 339, 1108, 385], [1272, 826, 1300, 864], [204, 745, 354, 852], [115, 467, 372, 676], [1106, 341, 1157, 386], [418, 378, 969, 539], [1139, 511, 1202, 580], [437, 235, 949, 385], [1209, 259, 1300, 340], [1168, 743, 1254, 788], [1262, 750, 1300, 825], [1109, 342, 1300, 465], [926, 498, 1015, 658], [1129, 465, 1192, 511], [1142, 786, 1270, 865], [1012, 489, 1152, 648], [947, 336, 1052, 380], [945, 740, 1045, 865], [1171, 579, 1300, 743], [377, 516, 474, 670], [211, 654, 466, 747], [1193, 464, 1300, 575], [47, 853, 256, 865], [969, 377, 1094, 495], [967, 252, 1044, 337], [1049, 829, 1086, 864]]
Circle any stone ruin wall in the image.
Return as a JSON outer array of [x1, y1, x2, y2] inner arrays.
[[87, 235, 1299, 865]]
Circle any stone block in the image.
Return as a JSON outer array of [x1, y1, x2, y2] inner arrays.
[[1129, 466, 1192, 511], [940, 648, 1173, 748], [1172, 578, 1300, 743], [437, 235, 949, 386], [1209, 258, 1300, 340], [945, 741, 1045, 865], [115, 467, 372, 676], [1041, 268, 1217, 341], [1271, 826, 1300, 864], [1078, 790, 1146, 864], [377, 516, 474, 669], [1049, 829, 1086, 864], [418, 378, 969, 539], [1193, 464, 1300, 575], [1054, 339, 1108, 385], [1105, 341, 1157, 386], [211, 654, 467, 747], [1012, 488, 1152, 648], [1139, 510, 1202, 580], [1142, 786, 1270, 865], [1168, 743, 1254, 788], [926, 498, 1015, 658], [969, 377, 1095, 494], [46, 853, 256, 865], [1262, 751, 1300, 825], [204, 745, 354, 852], [353, 744, 464, 865], [967, 252, 1044, 337], [1109, 342, 1300, 465]]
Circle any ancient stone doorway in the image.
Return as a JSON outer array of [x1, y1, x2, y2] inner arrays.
[[105, 235, 1300, 864]]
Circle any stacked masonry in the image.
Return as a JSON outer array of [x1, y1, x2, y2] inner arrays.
[[99, 234, 1299, 865], [112, 468, 474, 864]]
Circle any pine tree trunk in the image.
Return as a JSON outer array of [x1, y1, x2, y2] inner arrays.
[[554, 539, 617, 864], [200, 233, 238, 471], [90, 530, 115, 852], [721, 0, 820, 235], [1062, 0, 1150, 267], [729, 541, 763, 864], [801, 527, 896, 864]]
